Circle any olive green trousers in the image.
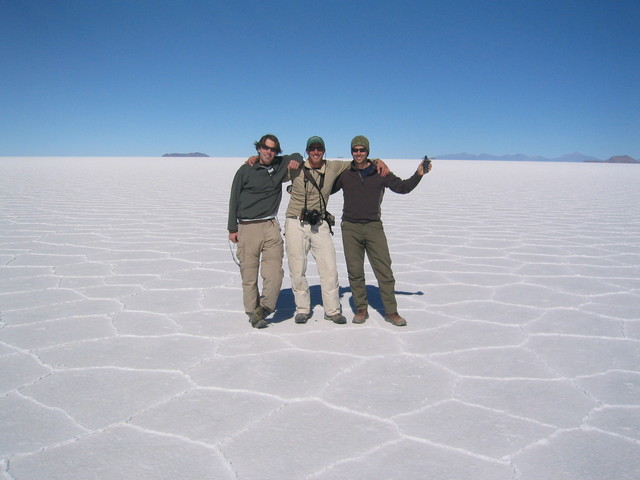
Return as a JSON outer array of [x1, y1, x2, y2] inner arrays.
[[341, 220, 397, 314]]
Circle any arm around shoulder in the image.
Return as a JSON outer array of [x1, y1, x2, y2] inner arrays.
[[371, 158, 390, 177], [284, 152, 303, 170]]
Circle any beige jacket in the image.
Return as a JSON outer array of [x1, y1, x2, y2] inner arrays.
[[285, 159, 351, 217]]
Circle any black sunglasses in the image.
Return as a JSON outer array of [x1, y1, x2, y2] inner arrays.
[[352, 147, 367, 153], [260, 144, 279, 153], [307, 146, 325, 152]]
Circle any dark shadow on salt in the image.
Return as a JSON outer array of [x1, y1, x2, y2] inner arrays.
[[271, 285, 423, 323]]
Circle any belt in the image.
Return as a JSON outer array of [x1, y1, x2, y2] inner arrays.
[[287, 215, 310, 223], [238, 218, 273, 225]]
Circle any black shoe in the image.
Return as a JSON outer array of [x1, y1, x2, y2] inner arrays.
[[295, 313, 310, 324], [324, 313, 347, 324]]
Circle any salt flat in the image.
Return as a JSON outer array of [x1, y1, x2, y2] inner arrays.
[[1, 156, 639, 479]]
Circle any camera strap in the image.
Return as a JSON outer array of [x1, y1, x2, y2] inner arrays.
[[303, 167, 326, 213], [303, 167, 333, 234]]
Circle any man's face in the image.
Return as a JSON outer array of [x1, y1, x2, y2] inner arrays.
[[258, 138, 278, 165], [351, 145, 368, 165], [307, 143, 325, 163]]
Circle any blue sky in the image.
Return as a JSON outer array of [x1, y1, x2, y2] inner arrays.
[[2, 0, 639, 159]]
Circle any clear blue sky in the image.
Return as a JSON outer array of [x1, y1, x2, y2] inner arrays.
[[2, 0, 639, 159]]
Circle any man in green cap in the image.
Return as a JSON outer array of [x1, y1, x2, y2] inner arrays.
[[331, 135, 431, 326], [284, 136, 389, 324]]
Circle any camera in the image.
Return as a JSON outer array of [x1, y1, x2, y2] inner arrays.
[[422, 155, 431, 172], [301, 208, 321, 225]]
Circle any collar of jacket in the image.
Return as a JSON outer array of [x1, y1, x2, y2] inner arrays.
[[254, 156, 280, 170], [350, 160, 376, 176], [304, 159, 326, 173]]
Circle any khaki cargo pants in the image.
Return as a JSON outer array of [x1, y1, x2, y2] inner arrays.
[[237, 218, 284, 313]]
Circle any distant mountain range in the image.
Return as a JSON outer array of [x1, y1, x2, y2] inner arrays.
[[434, 152, 638, 163], [162, 152, 209, 157]]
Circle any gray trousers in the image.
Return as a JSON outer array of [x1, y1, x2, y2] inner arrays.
[[341, 220, 397, 314], [237, 218, 284, 313]]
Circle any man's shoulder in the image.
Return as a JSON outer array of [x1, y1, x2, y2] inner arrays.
[[382, 170, 401, 181], [283, 152, 303, 162], [236, 162, 254, 174], [326, 159, 351, 167], [338, 164, 359, 176], [326, 159, 352, 175]]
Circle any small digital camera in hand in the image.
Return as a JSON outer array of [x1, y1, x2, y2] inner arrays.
[[422, 155, 431, 172]]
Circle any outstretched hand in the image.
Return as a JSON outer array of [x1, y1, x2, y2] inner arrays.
[[417, 159, 433, 176]]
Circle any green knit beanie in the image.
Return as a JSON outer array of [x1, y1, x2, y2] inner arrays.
[[351, 135, 370, 151]]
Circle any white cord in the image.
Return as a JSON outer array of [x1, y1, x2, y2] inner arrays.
[[228, 239, 240, 266]]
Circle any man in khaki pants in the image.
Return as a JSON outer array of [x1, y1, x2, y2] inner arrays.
[[228, 134, 301, 328], [284, 136, 388, 325]]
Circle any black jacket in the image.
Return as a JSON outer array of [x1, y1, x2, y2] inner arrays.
[[332, 161, 421, 223]]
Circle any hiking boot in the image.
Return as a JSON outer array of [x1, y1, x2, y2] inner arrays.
[[384, 312, 407, 327], [324, 313, 347, 324], [248, 306, 270, 329], [295, 312, 311, 324], [352, 308, 369, 324]]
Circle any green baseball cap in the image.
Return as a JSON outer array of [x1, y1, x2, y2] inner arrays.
[[306, 136, 325, 150]]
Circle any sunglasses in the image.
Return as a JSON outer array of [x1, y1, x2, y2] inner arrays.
[[260, 144, 279, 153], [352, 147, 367, 153], [307, 146, 325, 152]]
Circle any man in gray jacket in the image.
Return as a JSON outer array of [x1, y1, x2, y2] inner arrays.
[[228, 134, 301, 328]]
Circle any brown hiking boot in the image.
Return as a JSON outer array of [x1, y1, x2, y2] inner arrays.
[[384, 312, 407, 327], [352, 308, 369, 324]]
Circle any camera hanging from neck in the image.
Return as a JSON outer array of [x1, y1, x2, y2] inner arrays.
[[302, 167, 334, 235]]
